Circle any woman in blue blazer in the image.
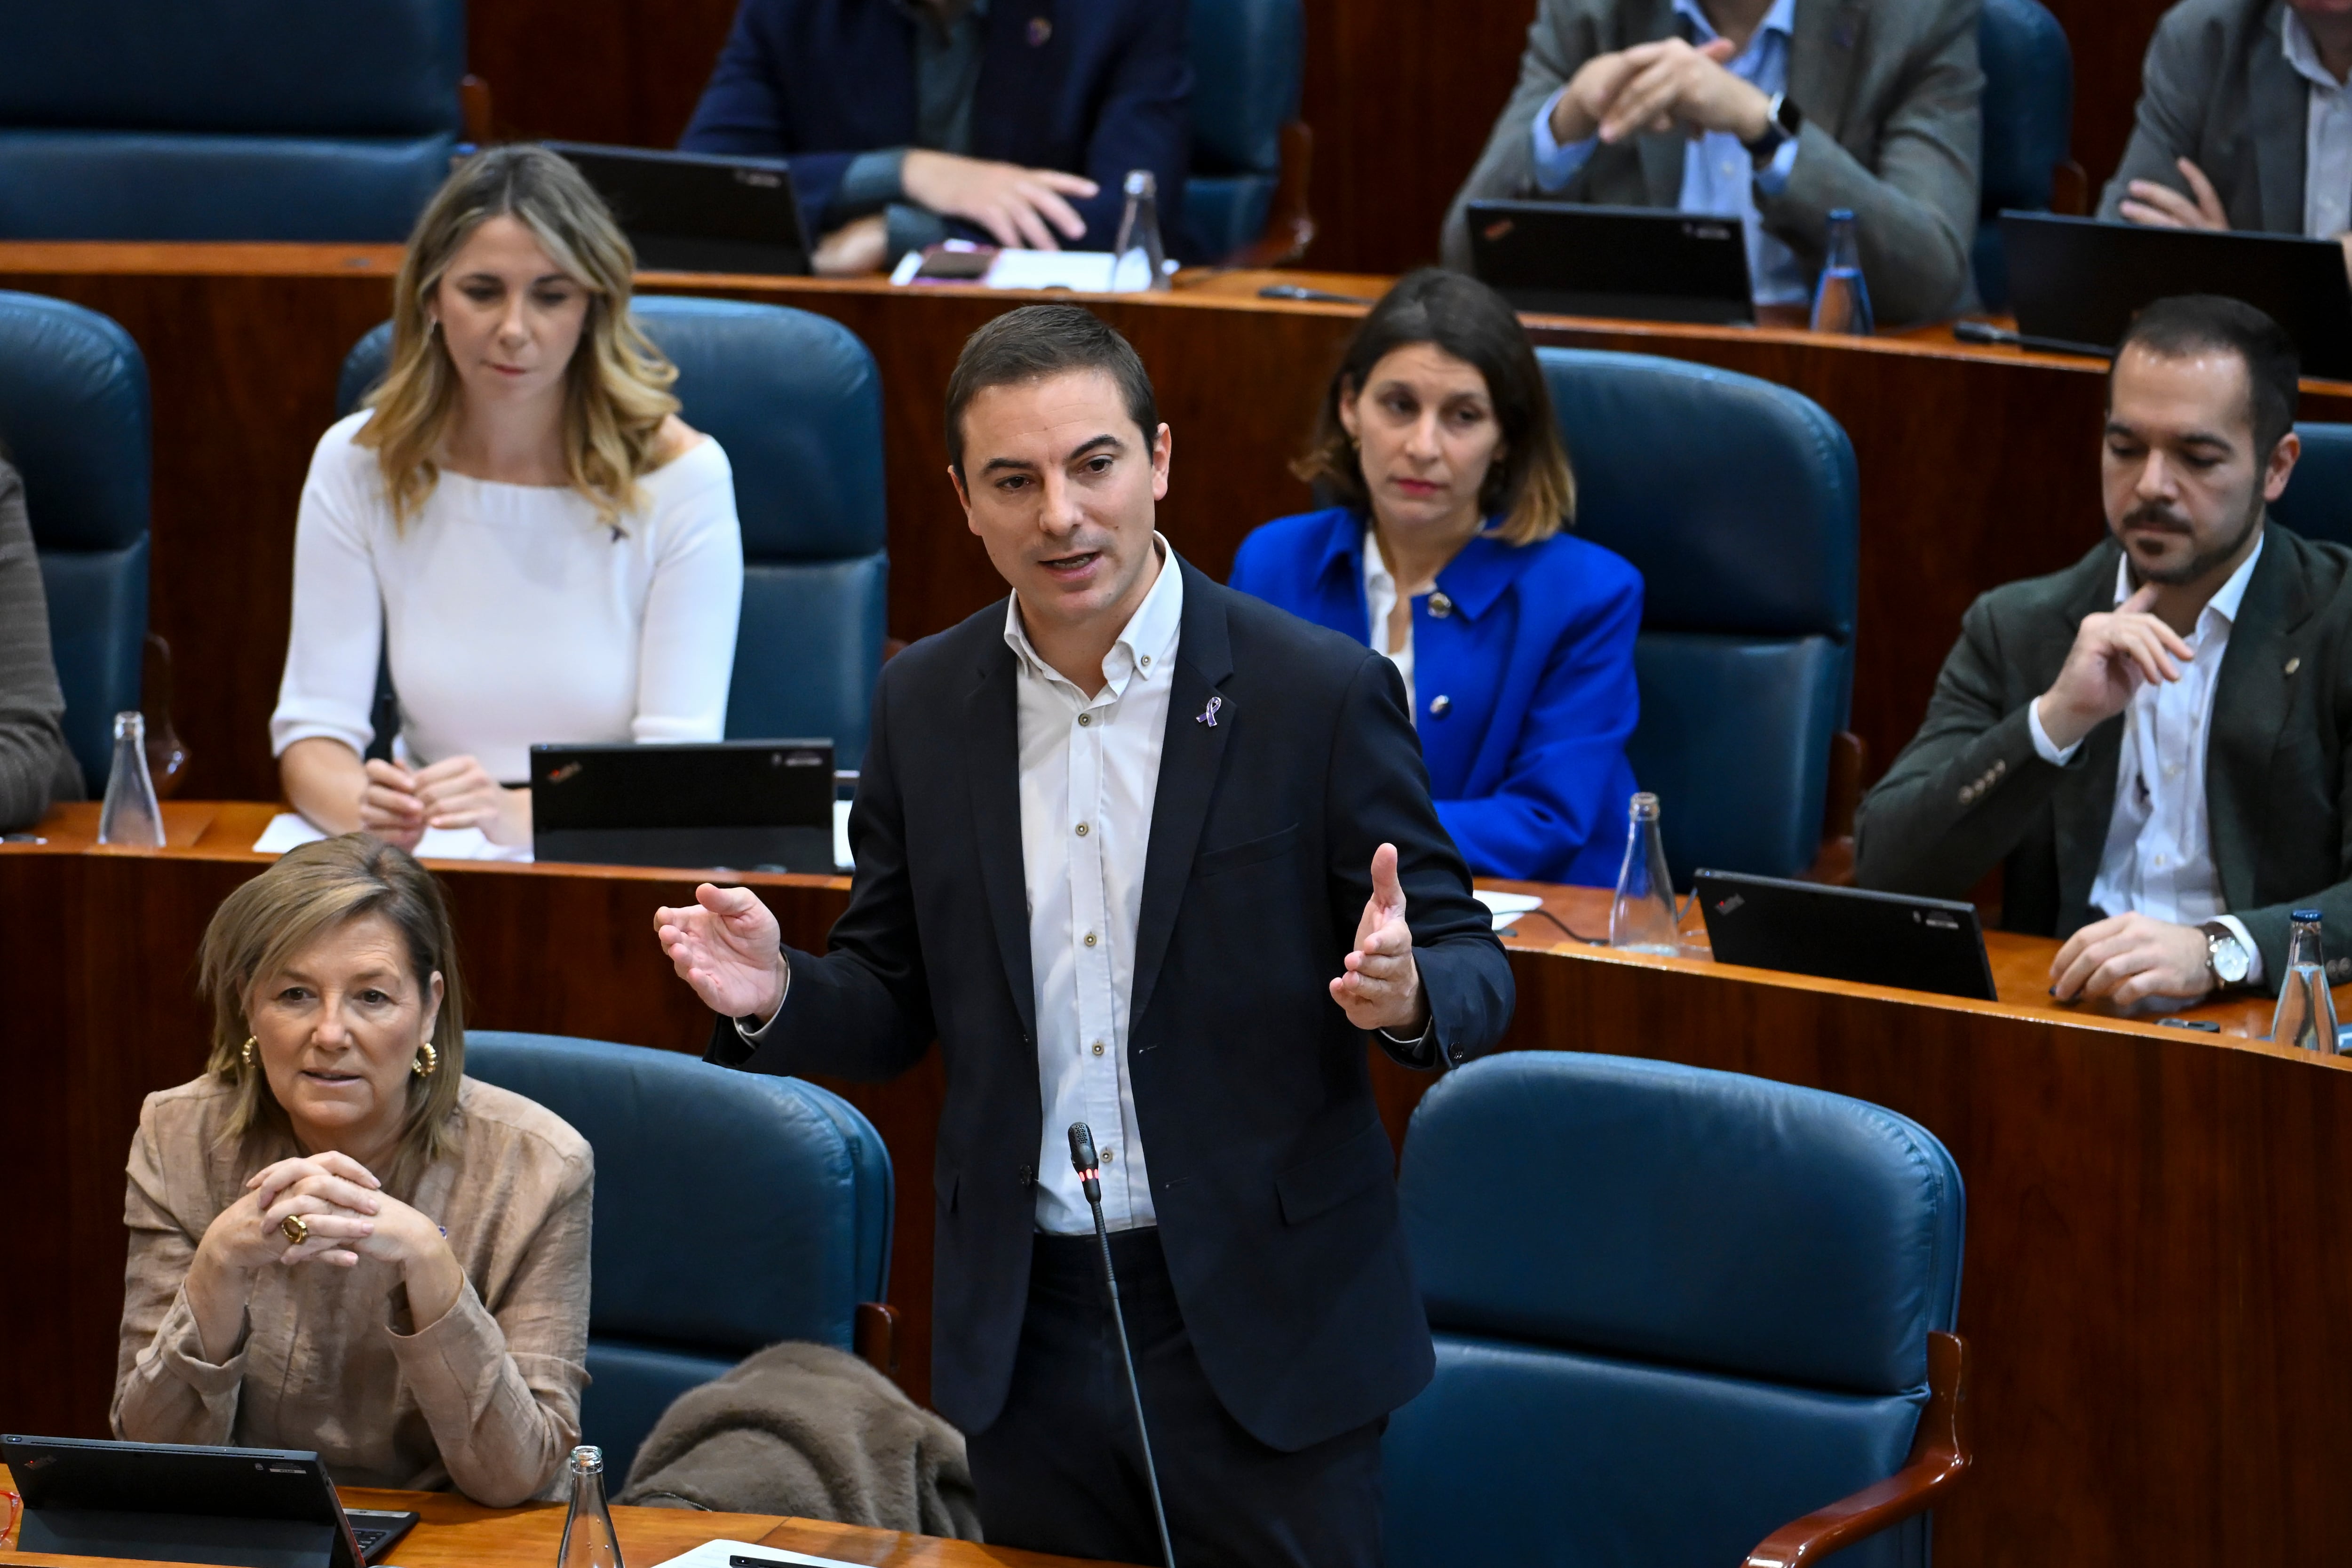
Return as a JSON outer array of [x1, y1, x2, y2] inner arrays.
[[1231, 269, 1642, 885]]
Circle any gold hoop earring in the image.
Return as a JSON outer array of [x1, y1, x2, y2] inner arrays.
[[240, 1036, 256, 1070], [412, 1042, 439, 1079]]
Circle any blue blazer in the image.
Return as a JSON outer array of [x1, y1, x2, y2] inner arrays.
[[1231, 507, 1644, 886], [679, 0, 1192, 255]]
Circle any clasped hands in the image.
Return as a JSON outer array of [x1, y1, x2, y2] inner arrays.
[[360, 755, 528, 848], [2033, 585, 2217, 1005], [1551, 36, 1774, 149], [653, 842, 1430, 1036]]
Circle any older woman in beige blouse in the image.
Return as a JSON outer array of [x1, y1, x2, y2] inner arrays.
[[112, 834, 591, 1506]]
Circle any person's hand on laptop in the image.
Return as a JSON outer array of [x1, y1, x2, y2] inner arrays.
[[2049, 911, 2214, 1004], [656, 883, 791, 1024], [2118, 157, 2229, 231], [901, 150, 1099, 252]]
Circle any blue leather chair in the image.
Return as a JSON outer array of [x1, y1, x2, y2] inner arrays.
[[1538, 349, 1859, 885], [0, 0, 468, 242], [1973, 0, 2074, 309], [0, 291, 150, 793], [338, 295, 889, 765], [1184, 0, 1311, 264], [465, 1032, 894, 1487], [1388, 1052, 1970, 1568], [2271, 422, 2352, 548]]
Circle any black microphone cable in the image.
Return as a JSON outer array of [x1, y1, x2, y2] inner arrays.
[[1068, 1121, 1177, 1568]]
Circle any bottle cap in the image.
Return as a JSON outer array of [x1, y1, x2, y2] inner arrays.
[[1123, 168, 1156, 198], [2294, 908, 2324, 923], [1828, 207, 1855, 222]]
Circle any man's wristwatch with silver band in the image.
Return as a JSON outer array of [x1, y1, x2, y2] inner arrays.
[[1743, 91, 1803, 161], [2202, 921, 2252, 988]]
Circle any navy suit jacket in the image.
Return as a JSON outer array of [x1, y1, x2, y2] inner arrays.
[[708, 558, 1516, 1449], [1232, 507, 1645, 886], [679, 0, 1192, 254]]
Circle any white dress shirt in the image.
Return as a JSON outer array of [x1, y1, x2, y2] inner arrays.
[[1362, 530, 1415, 718], [2027, 540, 2265, 979], [2285, 11, 2352, 241], [1529, 0, 1807, 304], [1007, 540, 1184, 1234]]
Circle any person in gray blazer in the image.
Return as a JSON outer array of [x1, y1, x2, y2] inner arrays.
[[1857, 295, 2352, 1008], [0, 456, 82, 831], [2098, 0, 2352, 270], [1440, 0, 1983, 326]]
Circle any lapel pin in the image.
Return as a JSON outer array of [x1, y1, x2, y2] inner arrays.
[[1196, 695, 1222, 727], [1027, 15, 1051, 46], [2287, 657, 2302, 675]]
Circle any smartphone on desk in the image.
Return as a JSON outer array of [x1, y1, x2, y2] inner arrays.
[[914, 244, 997, 280]]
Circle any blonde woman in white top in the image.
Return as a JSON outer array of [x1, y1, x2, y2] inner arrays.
[[273, 145, 744, 850]]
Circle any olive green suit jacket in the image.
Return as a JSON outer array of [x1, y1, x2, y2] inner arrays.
[[1855, 525, 2352, 989]]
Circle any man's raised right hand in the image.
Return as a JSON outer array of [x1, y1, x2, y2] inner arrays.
[[2034, 583, 2194, 751], [655, 884, 789, 1024]]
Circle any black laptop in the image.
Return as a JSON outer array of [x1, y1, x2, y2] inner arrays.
[[531, 739, 838, 874], [1465, 199, 1755, 325], [2, 1434, 417, 1568], [2001, 212, 2352, 378], [1694, 869, 1997, 1002], [545, 140, 812, 276]]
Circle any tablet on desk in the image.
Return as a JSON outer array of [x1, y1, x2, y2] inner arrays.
[[531, 739, 841, 875], [1694, 869, 1997, 1002], [545, 141, 812, 277], [1465, 200, 1755, 325], [1, 1433, 413, 1567], [2000, 212, 2352, 377]]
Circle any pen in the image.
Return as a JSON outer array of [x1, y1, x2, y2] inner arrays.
[[1258, 283, 1374, 305], [731, 1556, 814, 1568], [1952, 319, 2024, 347]]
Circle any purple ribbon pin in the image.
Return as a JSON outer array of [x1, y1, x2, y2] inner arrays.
[[1196, 695, 1223, 727]]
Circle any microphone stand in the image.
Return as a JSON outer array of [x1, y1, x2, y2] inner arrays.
[[1068, 1122, 1176, 1568]]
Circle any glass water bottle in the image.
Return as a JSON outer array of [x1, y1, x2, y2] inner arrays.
[[1809, 208, 1874, 336], [556, 1446, 623, 1568], [2269, 910, 2343, 1054], [1608, 792, 1683, 955], [96, 710, 165, 848], [1112, 168, 1171, 292]]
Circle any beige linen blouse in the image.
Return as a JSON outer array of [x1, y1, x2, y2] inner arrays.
[[111, 1073, 593, 1506]]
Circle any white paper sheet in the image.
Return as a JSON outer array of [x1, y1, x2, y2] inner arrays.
[[251, 812, 533, 863], [1474, 889, 1545, 931], [832, 798, 852, 872], [647, 1538, 861, 1568]]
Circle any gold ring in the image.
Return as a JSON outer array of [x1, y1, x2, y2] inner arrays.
[[280, 1213, 310, 1246]]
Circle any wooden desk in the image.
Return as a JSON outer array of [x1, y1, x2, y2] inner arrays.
[[10, 242, 2349, 804], [0, 1465, 1103, 1567], [12, 805, 2352, 1563]]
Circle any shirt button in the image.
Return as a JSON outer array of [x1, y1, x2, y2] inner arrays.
[[1078, 713, 1092, 727], [1140, 655, 1152, 669], [1430, 694, 1452, 717], [1100, 1148, 1115, 1163], [1429, 592, 1454, 619], [1091, 1041, 1105, 1057], [1084, 932, 1098, 947], [1075, 822, 1089, 837]]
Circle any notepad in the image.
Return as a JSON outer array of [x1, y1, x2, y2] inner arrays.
[[1473, 889, 1544, 931], [648, 1539, 860, 1568], [250, 804, 852, 872]]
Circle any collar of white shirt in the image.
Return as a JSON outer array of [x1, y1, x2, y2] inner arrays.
[[1671, 0, 1796, 53], [1002, 533, 1184, 694], [2284, 9, 2350, 92], [2110, 531, 2265, 636]]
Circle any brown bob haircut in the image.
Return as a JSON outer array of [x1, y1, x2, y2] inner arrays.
[[197, 834, 467, 1193], [1295, 268, 1576, 546]]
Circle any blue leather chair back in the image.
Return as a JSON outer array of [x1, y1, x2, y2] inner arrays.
[[2271, 422, 2352, 548], [0, 0, 465, 241], [1389, 1052, 1965, 1568], [464, 1033, 892, 1486], [1973, 0, 2072, 307], [1538, 349, 1859, 884], [0, 291, 150, 792], [339, 295, 889, 765], [1183, 0, 1303, 260]]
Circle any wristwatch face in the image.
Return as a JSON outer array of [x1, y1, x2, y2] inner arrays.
[[2208, 930, 2250, 985]]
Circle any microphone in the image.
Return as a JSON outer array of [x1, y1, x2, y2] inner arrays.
[[1067, 1122, 1176, 1568]]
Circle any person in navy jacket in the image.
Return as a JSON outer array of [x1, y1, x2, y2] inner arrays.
[[1231, 269, 1644, 885], [679, 0, 1191, 273]]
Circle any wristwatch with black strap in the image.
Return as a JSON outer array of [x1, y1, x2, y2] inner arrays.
[[2202, 920, 2252, 990], [1743, 90, 1804, 164]]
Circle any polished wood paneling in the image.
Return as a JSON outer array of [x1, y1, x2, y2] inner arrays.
[[0, 1466, 1110, 1567], [16, 809, 2352, 1563]]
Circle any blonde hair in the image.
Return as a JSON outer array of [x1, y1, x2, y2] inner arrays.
[[355, 143, 680, 531], [198, 835, 467, 1194], [1292, 268, 1576, 547]]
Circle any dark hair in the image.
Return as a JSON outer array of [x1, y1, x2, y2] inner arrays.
[[2111, 294, 2300, 455], [1294, 269, 1575, 545], [944, 304, 1160, 476]]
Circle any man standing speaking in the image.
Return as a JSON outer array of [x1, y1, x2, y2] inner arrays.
[[655, 305, 1514, 1563]]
